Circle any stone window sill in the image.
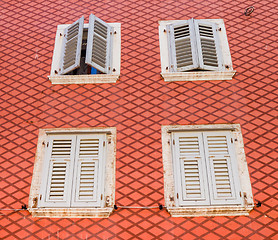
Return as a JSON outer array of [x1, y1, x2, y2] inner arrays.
[[49, 74, 119, 84], [161, 71, 236, 82]]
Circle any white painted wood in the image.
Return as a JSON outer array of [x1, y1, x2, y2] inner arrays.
[[194, 20, 223, 71], [86, 14, 113, 74], [71, 134, 106, 207], [39, 135, 76, 207], [203, 131, 242, 205], [172, 132, 210, 206], [60, 17, 84, 75], [159, 19, 234, 81], [167, 19, 198, 72]]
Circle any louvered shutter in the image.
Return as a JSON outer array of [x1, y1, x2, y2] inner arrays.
[[167, 19, 198, 72], [39, 135, 76, 207], [203, 131, 242, 205], [71, 134, 105, 207], [194, 20, 223, 71], [86, 14, 113, 74], [173, 132, 210, 206], [60, 17, 84, 75]]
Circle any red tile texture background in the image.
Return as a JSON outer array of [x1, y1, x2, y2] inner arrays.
[[0, 0, 277, 239]]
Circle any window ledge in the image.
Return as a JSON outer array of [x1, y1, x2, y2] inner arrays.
[[167, 205, 254, 217], [161, 71, 236, 82], [29, 207, 114, 218], [48, 74, 119, 84]]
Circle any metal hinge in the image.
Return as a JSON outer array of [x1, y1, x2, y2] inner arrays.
[[47, 142, 49, 147], [103, 141, 106, 147], [231, 138, 233, 143], [177, 193, 179, 199], [173, 139, 175, 145]]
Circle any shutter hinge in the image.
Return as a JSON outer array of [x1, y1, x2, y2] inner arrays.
[[103, 141, 106, 147], [47, 142, 49, 147], [101, 194, 103, 200], [173, 139, 175, 145], [231, 138, 233, 143], [177, 193, 179, 199], [40, 195, 42, 200]]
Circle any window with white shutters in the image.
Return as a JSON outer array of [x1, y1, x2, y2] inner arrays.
[[159, 19, 236, 81], [58, 14, 113, 75], [49, 14, 121, 84], [172, 130, 242, 207], [167, 19, 224, 72], [161, 124, 254, 217], [39, 133, 106, 208], [29, 128, 116, 218]]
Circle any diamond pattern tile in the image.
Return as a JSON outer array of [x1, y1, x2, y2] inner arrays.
[[0, 0, 277, 239]]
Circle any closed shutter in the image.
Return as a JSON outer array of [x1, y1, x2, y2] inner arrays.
[[167, 19, 198, 72], [194, 20, 223, 71], [60, 17, 84, 75], [203, 131, 242, 205], [39, 135, 76, 207], [71, 134, 105, 207], [173, 132, 210, 206], [86, 14, 113, 74]]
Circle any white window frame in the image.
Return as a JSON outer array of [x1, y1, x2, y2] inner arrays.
[[161, 124, 254, 217], [28, 128, 116, 218], [159, 19, 236, 81], [49, 19, 121, 85]]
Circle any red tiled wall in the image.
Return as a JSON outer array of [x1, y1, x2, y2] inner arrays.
[[0, 0, 277, 239]]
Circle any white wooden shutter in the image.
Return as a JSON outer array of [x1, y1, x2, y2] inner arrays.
[[71, 134, 105, 207], [86, 14, 113, 74], [172, 132, 210, 206], [194, 20, 223, 71], [60, 17, 84, 75], [39, 135, 76, 207], [167, 19, 198, 72], [203, 131, 242, 205]]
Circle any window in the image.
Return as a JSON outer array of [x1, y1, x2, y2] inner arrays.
[[49, 14, 121, 84], [29, 128, 116, 218], [161, 124, 253, 217], [159, 19, 236, 81]]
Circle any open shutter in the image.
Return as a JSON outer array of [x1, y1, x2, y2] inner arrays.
[[71, 134, 105, 207], [173, 132, 210, 206], [60, 17, 84, 75], [194, 20, 223, 71], [86, 14, 113, 74], [203, 131, 242, 205], [167, 19, 198, 72], [39, 135, 76, 207]]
